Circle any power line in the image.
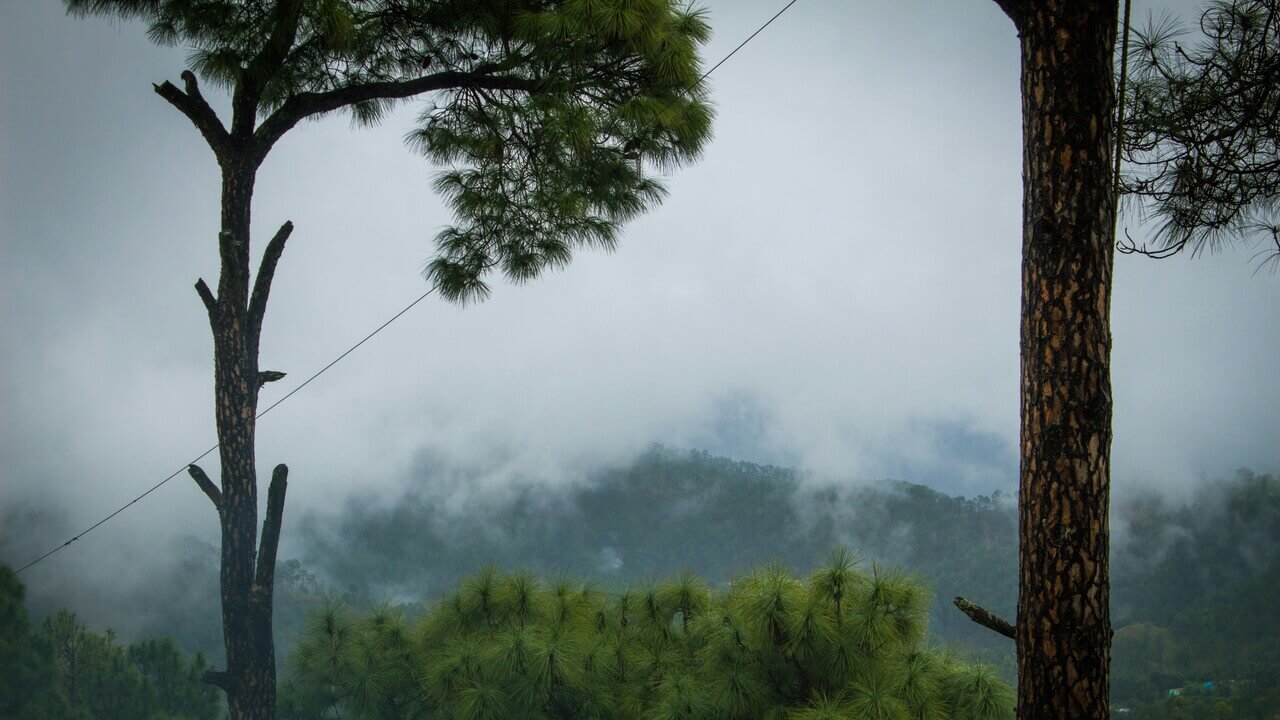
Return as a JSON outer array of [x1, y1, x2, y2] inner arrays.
[[12, 0, 802, 576], [699, 0, 800, 86], [14, 288, 436, 575]]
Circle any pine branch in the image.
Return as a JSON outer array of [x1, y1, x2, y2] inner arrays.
[[194, 278, 218, 320], [202, 668, 231, 690], [154, 71, 232, 159], [244, 0, 305, 98], [233, 0, 305, 138], [254, 70, 543, 155], [257, 370, 287, 388], [253, 464, 288, 596], [187, 464, 222, 510], [953, 597, 1015, 640], [247, 220, 293, 342]]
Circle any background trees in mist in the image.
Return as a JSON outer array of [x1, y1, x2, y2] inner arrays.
[[0, 568, 73, 720], [8, 453, 1280, 717], [1, 567, 219, 720]]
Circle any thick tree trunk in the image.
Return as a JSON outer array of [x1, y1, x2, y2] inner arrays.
[[1012, 2, 1118, 717]]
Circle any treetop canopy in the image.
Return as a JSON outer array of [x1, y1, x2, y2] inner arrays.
[[66, 0, 716, 301]]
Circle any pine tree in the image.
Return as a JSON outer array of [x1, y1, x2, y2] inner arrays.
[[61, 3, 714, 719], [985, 3, 1121, 715], [0, 567, 75, 720]]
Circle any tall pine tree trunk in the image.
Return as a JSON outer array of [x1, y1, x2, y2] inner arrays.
[[190, 147, 290, 720], [1011, 1, 1118, 717]]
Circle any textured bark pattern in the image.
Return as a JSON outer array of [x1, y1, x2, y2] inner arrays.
[[211, 149, 278, 720], [1015, 2, 1118, 718], [154, 14, 307, 717]]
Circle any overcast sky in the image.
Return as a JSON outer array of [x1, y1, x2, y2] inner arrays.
[[2, 0, 1278, 592]]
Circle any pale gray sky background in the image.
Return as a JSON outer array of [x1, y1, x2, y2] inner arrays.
[[2, 0, 1277, 593]]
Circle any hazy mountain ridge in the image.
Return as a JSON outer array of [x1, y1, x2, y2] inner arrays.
[[299, 447, 1018, 629], [296, 449, 1280, 708], [6, 448, 1277, 711]]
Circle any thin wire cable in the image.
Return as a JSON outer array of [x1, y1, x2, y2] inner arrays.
[[13, 0, 803, 576], [14, 288, 436, 575], [698, 0, 800, 85]]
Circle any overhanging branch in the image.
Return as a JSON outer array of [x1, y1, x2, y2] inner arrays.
[[154, 71, 232, 160], [254, 71, 543, 154], [954, 596, 1016, 640]]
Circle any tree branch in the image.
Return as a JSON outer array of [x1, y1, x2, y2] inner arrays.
[[253, 464, 288, 595], [257, 370, 287, 388], [154, 72, 232, 160], [187, 464, 222, 510], [202, 668, 231, 690], [254, 71, 543, 154], [194, 278, 218, 319], [245, 0, 304, 97], [247, 220, 293, 340], [953, 596, 1016, 639], [232, 0, 305, 138]]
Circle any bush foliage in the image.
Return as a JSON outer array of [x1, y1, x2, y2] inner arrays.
[[279, 551, 1013, 720]]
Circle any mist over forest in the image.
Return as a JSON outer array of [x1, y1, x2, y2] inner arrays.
[[5, 0, 1280, 718], [6, 446, 1278, 715]]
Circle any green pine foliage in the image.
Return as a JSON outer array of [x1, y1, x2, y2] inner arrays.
[[1120, 0, 1280, 267], [2, 571, 218, 720], [409, 1, 715, 302], [128, 638, 222, 720], [64, 0, 715, 302], [279, 553, 1014, 720], [302, 447, 1018, 666], [28, 607, 222, 720], [0, 567, 75, 720]]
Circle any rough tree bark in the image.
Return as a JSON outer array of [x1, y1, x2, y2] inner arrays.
[[159, 53, 298, 717], [990, 1, 1119, 718], [184, 143, 292, 719]]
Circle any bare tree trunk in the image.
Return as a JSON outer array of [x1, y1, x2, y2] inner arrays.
[[154, 42, 302, 720], [1007, 1, 1119, 717], [188, 147, 291, 720]]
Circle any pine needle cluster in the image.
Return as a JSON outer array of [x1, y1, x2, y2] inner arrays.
[[1121, 0, 1280, 269], [279, 550, 1014, 720]]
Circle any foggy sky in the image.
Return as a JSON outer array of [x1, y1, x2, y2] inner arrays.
[[2, 0, 1278, 599]]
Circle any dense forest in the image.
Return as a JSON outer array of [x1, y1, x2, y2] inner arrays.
[[4, 448, 1278, 717]]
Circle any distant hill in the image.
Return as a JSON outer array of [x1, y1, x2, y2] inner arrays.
[[296, 448, 1280, 709], [298, 446, 1019, 659], [13, 446, 1277, 713]]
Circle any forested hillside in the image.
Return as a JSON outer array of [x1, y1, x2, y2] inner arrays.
[[1110, 469, 1280, 715], [6, 449, 1278, 716]]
